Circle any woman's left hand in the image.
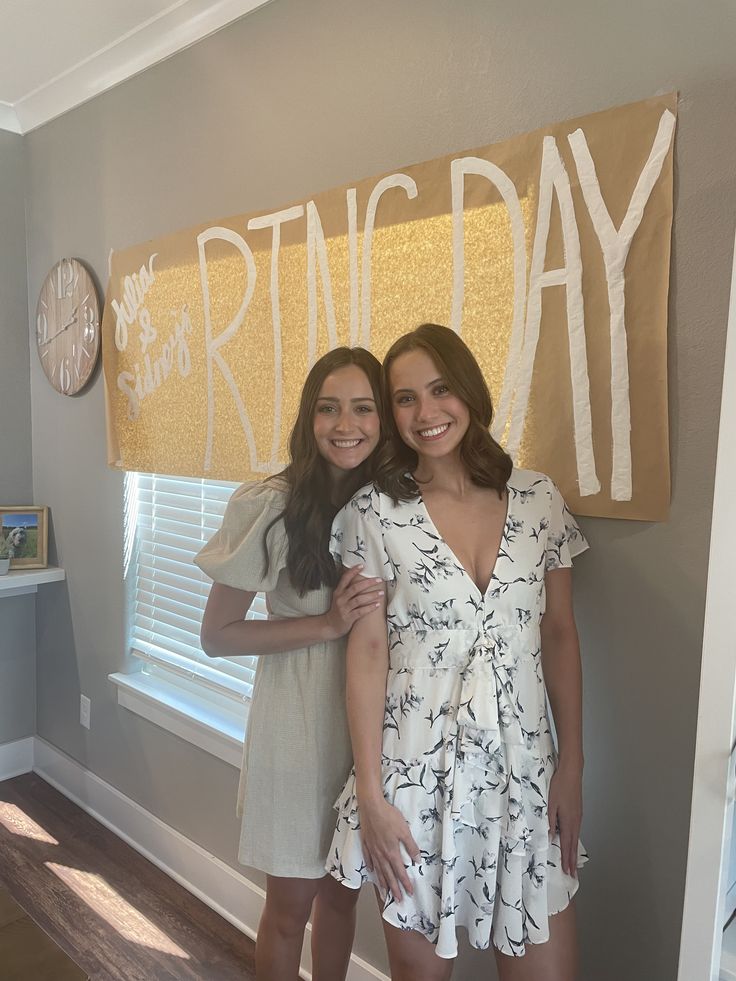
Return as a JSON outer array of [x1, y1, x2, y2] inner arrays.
[[547, 760, 583, 877]]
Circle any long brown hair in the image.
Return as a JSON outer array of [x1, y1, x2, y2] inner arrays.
[[265, 347, 384, 594], [375, 323, 512, 502]]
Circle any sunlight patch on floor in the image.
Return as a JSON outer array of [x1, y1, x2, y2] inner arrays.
[[45, 863, 190, 958], [0, 803, 59, 844]]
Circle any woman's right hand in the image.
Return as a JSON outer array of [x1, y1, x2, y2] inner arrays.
[[359, 796, 420, 900], [323, 565, 384, 639]]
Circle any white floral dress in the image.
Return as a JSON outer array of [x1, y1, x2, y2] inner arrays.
[[327, 468, 589, 958]]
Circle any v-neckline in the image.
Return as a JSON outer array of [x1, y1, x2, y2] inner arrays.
[[415, 476, 512, 598]]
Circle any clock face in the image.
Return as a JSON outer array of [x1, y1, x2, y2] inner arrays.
[[35, 258, 101, 396]]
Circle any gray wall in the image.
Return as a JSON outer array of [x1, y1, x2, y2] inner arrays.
[[20, 1, 736, 978], [0, 131, 32, 505], [0, 130, 35, 744], [0, 594, 36, 744]]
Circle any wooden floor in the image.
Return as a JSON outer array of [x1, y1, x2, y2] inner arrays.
[[0, 773, 256, 980], [0, 882, 88, 980]]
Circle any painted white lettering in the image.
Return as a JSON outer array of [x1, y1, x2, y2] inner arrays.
[[450, 156, 526, 343], [450, 155, 528, 452], [347, 188, 359, 345], [361, 174, 418, 347], [117, 371, 139, 421], [111, 252, 158, 352], [568, 108, 676, 500], [248, 206, 305, 466], [137, 307, 157, 355], [197, 226, 260, 473], [115, 306, 191, 422], [503, 138, 600, 496], [306, 200, 338, 367]]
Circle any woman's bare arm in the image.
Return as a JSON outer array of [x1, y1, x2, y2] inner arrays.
[[346, 597, 420, 899], [541, 568, 583, 765], [540, 567, 583, 875], [346, 600, 391, 802], [200, 566, 383, 658]]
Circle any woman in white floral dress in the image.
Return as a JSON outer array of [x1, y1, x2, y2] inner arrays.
[[327, 325, 588, 981]]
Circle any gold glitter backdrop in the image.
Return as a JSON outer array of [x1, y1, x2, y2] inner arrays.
[[103, 94, 676, 520]]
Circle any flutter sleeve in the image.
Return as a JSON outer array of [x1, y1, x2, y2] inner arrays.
[[544, 479, 590, 571], [194, 480, 289, 592], [330, 483, 395, 582]]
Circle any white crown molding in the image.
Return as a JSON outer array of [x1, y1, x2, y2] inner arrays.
[[0, 102, 21, 135], [3, 0, 274, 135]]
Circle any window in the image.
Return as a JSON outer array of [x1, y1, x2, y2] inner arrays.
[[112, 472, 266, 763]]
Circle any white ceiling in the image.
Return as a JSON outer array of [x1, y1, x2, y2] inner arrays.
[[0, 0, 272, 134]]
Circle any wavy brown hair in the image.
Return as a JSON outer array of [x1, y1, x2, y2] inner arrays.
[[264, 347, 384, 594], [375, 323, 512, 502]]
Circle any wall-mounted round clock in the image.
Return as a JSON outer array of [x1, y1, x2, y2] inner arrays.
[[35, 258, 101, 396]]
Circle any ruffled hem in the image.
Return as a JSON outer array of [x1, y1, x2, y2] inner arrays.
[[327, 772, 587, 959], [240, 852, 334, 880]]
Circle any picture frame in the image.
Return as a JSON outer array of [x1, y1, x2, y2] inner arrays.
[[0, 507, 49, 570]]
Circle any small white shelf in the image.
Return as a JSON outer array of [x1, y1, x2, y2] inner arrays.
[[0, 566, 65, 598]]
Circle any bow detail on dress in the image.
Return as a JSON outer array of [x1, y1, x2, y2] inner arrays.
[[455, 628, 525, 748]]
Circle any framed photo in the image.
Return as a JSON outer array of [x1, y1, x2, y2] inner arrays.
[[0, 507, 48, 570]]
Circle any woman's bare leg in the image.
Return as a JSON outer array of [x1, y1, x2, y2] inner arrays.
[[256, 874, 321, 980], [494, 902, 579, 981], [376, 889, 454, 981], [310, 875, 360, 981]]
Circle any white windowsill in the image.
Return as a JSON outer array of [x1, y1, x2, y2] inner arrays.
[[109, 670, 246, 767], [0, 566, 65, 598]]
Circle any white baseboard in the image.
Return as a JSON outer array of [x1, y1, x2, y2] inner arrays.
[[0, 737, 34, 781], [30, 737, 388, 981]]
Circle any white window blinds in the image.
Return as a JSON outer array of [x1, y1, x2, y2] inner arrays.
[[126, 472, 266, 702]]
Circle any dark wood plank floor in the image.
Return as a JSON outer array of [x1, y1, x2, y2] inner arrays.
[[0, 882, 88, 979], [0, 773, 256, 980]]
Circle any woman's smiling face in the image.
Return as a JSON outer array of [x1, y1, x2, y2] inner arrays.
[[389, 348, 470, 462], [312, 364, 380, 476]]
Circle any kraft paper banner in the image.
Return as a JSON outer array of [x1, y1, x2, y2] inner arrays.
[[102, 93, 676, 520]]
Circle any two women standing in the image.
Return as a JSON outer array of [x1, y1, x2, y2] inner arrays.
[[197, 325, 587, 981]]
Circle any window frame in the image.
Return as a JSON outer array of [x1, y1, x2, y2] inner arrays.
[[111, 471, 264, 764]]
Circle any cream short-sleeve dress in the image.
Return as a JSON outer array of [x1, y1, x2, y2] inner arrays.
[[195, 478, 352, 878]]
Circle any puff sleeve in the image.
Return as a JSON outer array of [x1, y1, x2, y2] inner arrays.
[[544, 480, 589, 571], [194, 480, 289, 592], [330, 483, 395, 582]]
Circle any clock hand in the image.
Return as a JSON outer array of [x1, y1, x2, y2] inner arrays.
[[39, 313, 78, 347]]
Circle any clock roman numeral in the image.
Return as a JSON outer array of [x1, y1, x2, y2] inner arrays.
[[55, 259, 75, 300], [37, 311, 48, 343], [60, 358, 72, 394]]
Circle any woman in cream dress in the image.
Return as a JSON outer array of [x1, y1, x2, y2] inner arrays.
[[196, 348, 385, 981]]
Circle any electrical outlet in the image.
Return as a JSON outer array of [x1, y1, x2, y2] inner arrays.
[[80, 694, 91, 730]]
